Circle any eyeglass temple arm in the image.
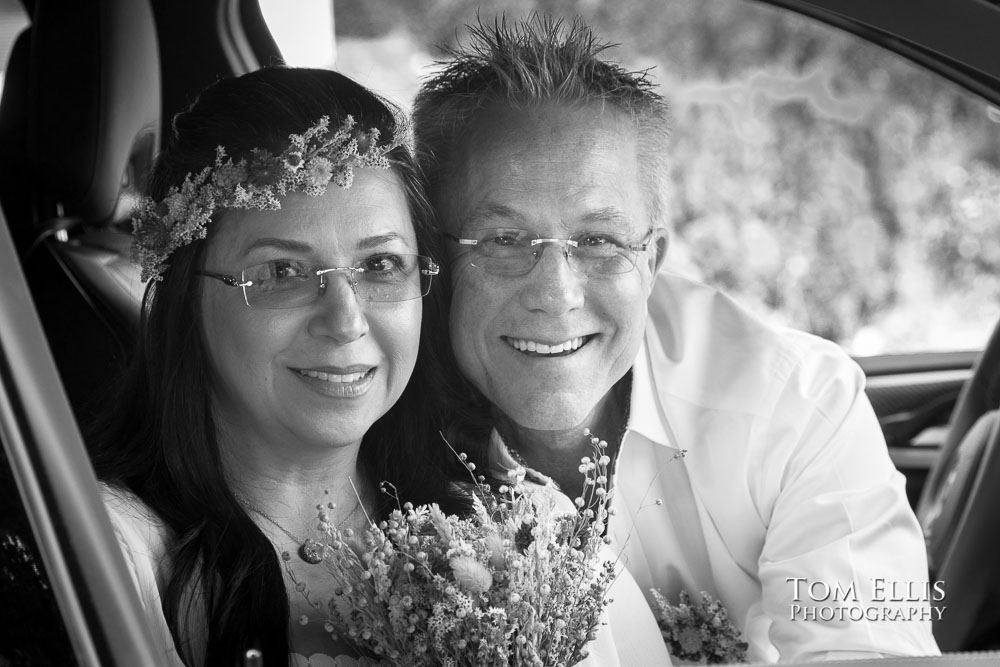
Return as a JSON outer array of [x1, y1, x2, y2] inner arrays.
[[629, 228, 658, 252], [442, 232, 478, 246], [196, 270, 252, 288]]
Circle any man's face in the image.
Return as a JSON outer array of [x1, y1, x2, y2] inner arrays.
[[445, 103, 663, 430]]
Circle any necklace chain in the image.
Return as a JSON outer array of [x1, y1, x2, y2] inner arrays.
[[234, 491, 364, 564]]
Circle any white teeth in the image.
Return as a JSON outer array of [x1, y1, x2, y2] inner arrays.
[[298, 369, 368, 383], [506, 336, 586, 355]]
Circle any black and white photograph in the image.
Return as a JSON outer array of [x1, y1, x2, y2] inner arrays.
[[1, 1, 999, 665]]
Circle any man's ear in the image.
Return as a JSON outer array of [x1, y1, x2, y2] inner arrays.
[[646, 227, 669, 277]]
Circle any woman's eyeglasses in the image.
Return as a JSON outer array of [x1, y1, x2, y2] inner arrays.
[[197, 254, 439, 309], [442, 228, 652, 276]]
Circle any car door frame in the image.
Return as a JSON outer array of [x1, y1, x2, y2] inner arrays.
[[0, 209, 165, 666]]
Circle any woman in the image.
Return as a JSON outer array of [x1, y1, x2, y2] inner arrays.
[[88, 67, 468, 666]]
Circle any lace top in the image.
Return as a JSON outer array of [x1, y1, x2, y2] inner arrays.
[[101, 484, 373, 666]]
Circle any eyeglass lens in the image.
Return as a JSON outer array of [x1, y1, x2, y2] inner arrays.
[[466, 229, 641, 276], [240, 256, 434, 309]]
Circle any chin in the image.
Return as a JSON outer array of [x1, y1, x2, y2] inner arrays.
[[297, 414, 376, 450], [501, 394, 599, 432]]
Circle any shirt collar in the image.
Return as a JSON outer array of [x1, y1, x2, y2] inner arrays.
[[627, 336, 676, 448]]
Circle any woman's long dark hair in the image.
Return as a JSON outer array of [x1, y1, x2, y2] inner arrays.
[[86, 67, 470, 666]]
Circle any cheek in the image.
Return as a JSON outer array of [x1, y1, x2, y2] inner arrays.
[[606, 281, 651, 360], [201, 292, 286, 387], [450, 261, 504, 326], [449, 275, 496, 352], [377, 301, 422, 378], [201, 292, 236, 368], [621, 285, 649, 326], [449, 277, 516, 397]]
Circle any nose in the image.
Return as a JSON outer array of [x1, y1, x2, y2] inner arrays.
[[518, 242, 586, 316], [307, 272, 369, 343]]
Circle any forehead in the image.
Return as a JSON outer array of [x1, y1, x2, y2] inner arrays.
[[205, 168, 415, 264], [447, 103, 645, 233]]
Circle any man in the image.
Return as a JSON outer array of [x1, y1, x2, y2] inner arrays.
[[413, 16, 940, 663]]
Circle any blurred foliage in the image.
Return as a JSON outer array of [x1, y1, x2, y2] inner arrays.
[[333, 0, 1000, 354]]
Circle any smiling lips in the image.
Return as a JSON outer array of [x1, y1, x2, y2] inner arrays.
[[295, 368, 373, 383], [504, 335, 589, 355]]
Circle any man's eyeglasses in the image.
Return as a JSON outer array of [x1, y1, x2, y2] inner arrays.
[[197, 254, 439, 309], [442, 228, 653, 277]]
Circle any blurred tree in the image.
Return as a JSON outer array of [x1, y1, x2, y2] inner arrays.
[[332, 0, 1000, 353]]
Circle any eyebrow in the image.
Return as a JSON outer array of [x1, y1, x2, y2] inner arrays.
[[462, 204, 529, 230], [244, 237, 313, 254], [579, 206, 631, 227], [357, 232, 410, 250], [462, 204, 630, 230], [243, 233, 411, 256]]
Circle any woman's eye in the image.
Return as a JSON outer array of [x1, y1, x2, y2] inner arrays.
[[271, 260, 309, 279], [364, 255, 403, 272]]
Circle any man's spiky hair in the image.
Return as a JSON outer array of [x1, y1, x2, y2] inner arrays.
[[413, 13, 672, 229]]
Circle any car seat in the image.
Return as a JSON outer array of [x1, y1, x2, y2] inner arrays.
[[917, 317, 1000, 650], [0, 0, 159, 660], [0, 0, 158, 425]]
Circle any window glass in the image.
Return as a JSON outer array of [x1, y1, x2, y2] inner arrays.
[[263, 0, 1000, 358], [258, 0, 334, 68], [0, 0, 30, 97]]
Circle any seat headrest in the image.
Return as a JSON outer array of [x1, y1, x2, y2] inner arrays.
[[29, 0, 160, 226]]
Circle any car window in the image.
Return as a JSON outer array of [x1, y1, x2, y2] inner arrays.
[[0, 0, 29, 98], [258, 0, 333, 69], [263, 0, 1000, 359]]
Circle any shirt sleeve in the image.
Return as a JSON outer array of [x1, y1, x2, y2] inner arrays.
[[101, 485, 188, 667], [751, 340, 941, 660]]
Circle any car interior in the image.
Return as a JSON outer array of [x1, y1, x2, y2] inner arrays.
[[1, 0, 999, 663]]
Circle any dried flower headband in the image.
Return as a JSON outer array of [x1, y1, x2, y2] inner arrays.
[[131, 114, 399, 282]]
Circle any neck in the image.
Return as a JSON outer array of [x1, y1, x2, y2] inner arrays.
[[496, 373, 630, 489], [219, 431, 370, 527]]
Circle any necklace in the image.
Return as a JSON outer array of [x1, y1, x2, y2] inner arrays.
[[235, 492, 363, 565]]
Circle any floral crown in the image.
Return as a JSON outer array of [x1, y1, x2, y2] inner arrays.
[[131, 114, 399, 282]]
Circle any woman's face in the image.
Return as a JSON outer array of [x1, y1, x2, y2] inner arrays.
[[199, 168, 422, 455]]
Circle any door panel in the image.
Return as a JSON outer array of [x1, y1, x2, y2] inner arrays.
[[861, 354, 977, 508]]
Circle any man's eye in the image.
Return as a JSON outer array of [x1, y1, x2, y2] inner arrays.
[[483, 232, 525, 247], [578, 233, 616, 247]]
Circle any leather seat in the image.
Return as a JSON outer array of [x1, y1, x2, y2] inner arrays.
[[0, 0, 161, 659], [0, 0, 159, 423], [917, 319, 1000, 650]]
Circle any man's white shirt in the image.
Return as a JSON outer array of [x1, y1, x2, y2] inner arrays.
[[610, 271, 940, 662]]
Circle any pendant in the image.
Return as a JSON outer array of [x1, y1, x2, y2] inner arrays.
[[298, 538, 326, 564]]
